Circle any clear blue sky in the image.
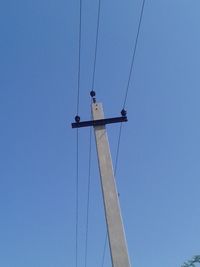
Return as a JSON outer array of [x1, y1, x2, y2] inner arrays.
[[0, 0, 199, 267]]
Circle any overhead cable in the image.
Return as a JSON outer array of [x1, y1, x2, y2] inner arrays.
[[84, 0, 102, 262], [123, 0, 146, 108], [101, 1, 147, 265], [75, 129, 79, 267], [100, 123, 123, 267], [114, 123, 123, 176], [91, 0, 102, 91], [75, 1, 82, 267], [84, 119, 92, 267], [101, 234, 108, 267], [84, 0, 102, 261], [77, 0, 82, 115]]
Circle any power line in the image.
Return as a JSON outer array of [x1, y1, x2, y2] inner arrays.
[[75, 0, 145, 265], [84, 120, 92, 267], [123, 0, 146, 108], [101, 234, 108, 267], [75, 1, 82, 267], [101, 123, 123, 267], [84, 0, 102, 264], [77, 0, 82, 115], [114, 123, 123, 176], [91, 0, 102, 91], [101, 1, 147, 265], [75, 129, 79, 267]]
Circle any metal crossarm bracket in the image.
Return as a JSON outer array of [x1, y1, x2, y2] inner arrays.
[[71, 91, 128, 129], [71, 116, 128, 129]]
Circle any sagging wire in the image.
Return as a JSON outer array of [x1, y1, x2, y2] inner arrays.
[[101, 1, 147, 265]]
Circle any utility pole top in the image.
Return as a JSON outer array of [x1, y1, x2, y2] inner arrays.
[[71, 92, 131, 267], [71, 91, 128, 129]]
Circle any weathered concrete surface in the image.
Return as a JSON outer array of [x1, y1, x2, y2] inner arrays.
[[92, 102, 131, 267]]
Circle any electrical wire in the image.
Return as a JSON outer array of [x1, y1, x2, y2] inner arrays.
[[75, 129, 79, 267], [77, 0, 82, 115], [84, 120, 92, 267], [75, 0, 145, 265], [114, 123, 123, 176], [91, 0, 102, 91], [74, 1, 102, 266], [101, 234, 108, 267], [123, 0, 146, 108], [101, 1, 147, 264], [100, 123, 123, 267], [83, 0, 102, 262], [75, 1, 82, 267], [83, 0, 102, 264]]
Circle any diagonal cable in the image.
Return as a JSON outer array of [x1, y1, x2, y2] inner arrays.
[[101, 122, 123, 267], [101, 1, 147, 262], [75, 1, 82, 267], [75, 129, 79, 267], [123, 0, 146, 108], [77, 0, 82, 115], [84, 113, 93, 267], [91, 0, 102, 91], [84, 0, 102, 263]]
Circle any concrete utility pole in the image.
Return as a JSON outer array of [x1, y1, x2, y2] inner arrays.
[[72, 92, 131, 267], [92, 102, 131, 267]]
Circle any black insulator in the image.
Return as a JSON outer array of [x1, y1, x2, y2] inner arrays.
[[90, 90, 96, 97], [121, 109, 127, 117], [75, 115, 80, 123]]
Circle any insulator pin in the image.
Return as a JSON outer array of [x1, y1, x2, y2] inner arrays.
[[90, 90, 96, 97], [75, 115, 80, 123], [121, 109, 127, 117]]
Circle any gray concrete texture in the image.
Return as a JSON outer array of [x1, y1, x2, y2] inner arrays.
[[92, 102, 131, 267]]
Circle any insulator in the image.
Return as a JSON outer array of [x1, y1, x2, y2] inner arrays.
[[121, 109, 127, 117], [90, 90, 96, 97], [75, 115, 80, 123]]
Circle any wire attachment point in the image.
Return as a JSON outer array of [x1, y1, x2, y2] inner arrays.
[[75, 115, 81, 123], [90, 90, 96, 97], [90, 90, 96, 103], [121, 109, 127, 117]]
